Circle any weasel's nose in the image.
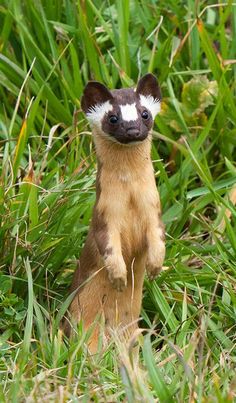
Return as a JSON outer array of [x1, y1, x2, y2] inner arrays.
[[126, 128, 140, 138]]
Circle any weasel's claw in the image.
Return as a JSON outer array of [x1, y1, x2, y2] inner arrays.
[[147, 265, 162, 281], [108, 272, 127, 292]]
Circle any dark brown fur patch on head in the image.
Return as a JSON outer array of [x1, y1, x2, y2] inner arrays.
[[81, 75, 161, 145], [111, 88, 136, 104], [100, 88, 153, 144]]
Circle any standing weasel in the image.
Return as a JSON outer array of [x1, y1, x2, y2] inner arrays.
[[65, 74, 165, 352]]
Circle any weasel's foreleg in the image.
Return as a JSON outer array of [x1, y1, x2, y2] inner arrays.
[[94, 223, 127, 291], [146, 219, 165, 280]]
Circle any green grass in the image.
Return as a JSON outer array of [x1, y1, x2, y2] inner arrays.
[[0, 0, 236, 401]]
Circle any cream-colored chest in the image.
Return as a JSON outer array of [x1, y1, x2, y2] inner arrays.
[[98, 167, 159, 225]]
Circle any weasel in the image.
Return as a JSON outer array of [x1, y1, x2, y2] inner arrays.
[[64, 74, 165, 352]]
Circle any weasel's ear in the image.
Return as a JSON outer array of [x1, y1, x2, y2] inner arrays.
[[136, 74, 161, 118], [136, 73, 161, 101], [81, 81, 113, 114]]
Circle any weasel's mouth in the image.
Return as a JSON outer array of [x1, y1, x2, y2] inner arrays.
[[113, 132, 149, 144]]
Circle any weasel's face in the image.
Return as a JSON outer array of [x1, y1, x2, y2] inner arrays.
[[81, 74, 161, 145]]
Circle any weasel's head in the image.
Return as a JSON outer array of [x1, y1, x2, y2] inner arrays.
[[81, 74, 161, 145]]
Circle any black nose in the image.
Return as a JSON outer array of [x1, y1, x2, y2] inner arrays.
[[126, 128, 140, 138]]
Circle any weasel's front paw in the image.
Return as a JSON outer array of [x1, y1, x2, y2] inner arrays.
[[146, 263, 162, 281], [109, 272, 127, 291], [146, 242, 165, 281], [105, 256, 127, 292]]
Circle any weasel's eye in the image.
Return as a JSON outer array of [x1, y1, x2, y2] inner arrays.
[[141, 110, 149, 120], [109, 115, 119, 124]]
